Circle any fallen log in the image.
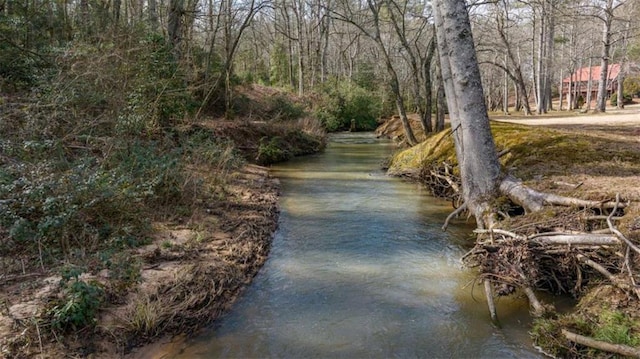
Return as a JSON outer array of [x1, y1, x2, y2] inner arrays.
[[561, 329, 640, 357], [576, 254, 629, 291], [533, 234, 619, 246]]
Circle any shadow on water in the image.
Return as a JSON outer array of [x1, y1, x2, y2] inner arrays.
[[169, 133, 544, 358]]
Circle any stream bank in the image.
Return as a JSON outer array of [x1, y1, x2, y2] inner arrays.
[[377, 114, 640, 358], [0, 120, 323, 358]]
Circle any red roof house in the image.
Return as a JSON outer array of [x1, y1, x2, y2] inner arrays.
[[562, 64, 620, 108]]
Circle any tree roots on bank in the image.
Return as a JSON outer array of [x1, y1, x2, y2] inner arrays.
[[422, 162, 640, 356]]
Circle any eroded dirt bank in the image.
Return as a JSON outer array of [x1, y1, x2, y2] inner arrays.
[[0, 163, 280, 358]]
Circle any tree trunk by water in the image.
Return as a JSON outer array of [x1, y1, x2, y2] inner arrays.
[[433, 0, 501, 227]]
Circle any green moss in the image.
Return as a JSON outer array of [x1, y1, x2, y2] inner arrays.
[[593, 310, 640, 347], [387, 122, 640, 181], [387, 130, 456, 174], [532, 307, 640, 358]]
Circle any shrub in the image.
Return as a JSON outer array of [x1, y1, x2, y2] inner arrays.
[[610, 92, 632, 106], [257, 136, 290, 164], [315, 81, 381, 132], [0, 141, 183, 258], [48, 267, 104, 332], [265, 95, 305, 121]]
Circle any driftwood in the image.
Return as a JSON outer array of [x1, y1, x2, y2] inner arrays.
[[500, 176, 627, 213], [562, 329, 640, 357], [484, 279, 498, 324], [474, 229, 619, 246], [533, 234, 619, 246], [442, 203, 467, 231], [427, 160, 638, 341]]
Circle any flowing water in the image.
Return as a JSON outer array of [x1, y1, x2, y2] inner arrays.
[[172, 133, 543, 358]]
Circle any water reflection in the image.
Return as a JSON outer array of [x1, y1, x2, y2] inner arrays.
[[173, 133, 542, 358]]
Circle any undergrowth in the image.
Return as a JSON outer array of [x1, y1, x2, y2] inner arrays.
[[532, 306, 640, 358]]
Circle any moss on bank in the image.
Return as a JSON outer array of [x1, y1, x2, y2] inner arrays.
[[385, 120, 640, 358], [388, 122, 640, 184]]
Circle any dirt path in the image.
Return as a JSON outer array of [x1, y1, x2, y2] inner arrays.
[[492, 104, 640, 133]]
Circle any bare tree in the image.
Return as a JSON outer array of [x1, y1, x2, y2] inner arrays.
[[332, 0, 418, 145], [386, 0, 436, 133], [591, 0, 626, 112]]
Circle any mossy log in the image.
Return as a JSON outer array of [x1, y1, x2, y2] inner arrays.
[[561, 329, 640, 357]]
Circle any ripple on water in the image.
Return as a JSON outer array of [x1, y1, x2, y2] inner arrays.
[[172, 133, 542, 358]]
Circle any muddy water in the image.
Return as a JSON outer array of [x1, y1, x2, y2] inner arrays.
[[173, 133, 543, 358]]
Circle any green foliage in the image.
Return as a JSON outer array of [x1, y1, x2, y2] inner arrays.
[[265, 95, 305, 121], [610, 92, 633, 106], [593, 310, 640, 346], [269, 42, 290, 87], [532, 309, 640, 358], [48, 268, 104, 332], [0, 7, 53, 91], [624, 77, 640, 96], [114, 33, 197, 131], [181, 130, 245, 173], [0, 141, 182, 257], [353, 61, 377, 91], [255, 127, 324, 165], [257, 136, 290, 164], [105, 252, 142, 296], [315, 81, 381, 132], [531, 317, 567, 358]]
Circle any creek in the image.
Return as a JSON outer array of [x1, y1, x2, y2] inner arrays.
[[172, 133, 543, 358]]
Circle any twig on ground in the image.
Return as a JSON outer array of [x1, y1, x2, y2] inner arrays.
[[561, 329, 640, 357]]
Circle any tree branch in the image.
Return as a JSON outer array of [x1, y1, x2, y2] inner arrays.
[[562, 329, 640, 357]]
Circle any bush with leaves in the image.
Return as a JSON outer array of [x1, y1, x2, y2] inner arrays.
[[47, 266, 105, 332], [264, 95, 305, 121], [0, 140, 183, 259], [315, 81, 381, 132], [610, 92, 633, 106]]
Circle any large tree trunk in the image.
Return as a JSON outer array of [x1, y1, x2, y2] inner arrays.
[[433, 0, 501, 227]]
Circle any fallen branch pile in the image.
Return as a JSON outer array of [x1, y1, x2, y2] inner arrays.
[[422, 161, 640, 356]]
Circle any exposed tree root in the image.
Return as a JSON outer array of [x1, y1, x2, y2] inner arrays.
[[442, 203, 467, 231], [484, 279, 498, 324], [422, 162, 638, 327], [500, 175, 626, 213]]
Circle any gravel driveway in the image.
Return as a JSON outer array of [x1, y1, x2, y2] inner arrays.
[[493, 104, 640, 128]]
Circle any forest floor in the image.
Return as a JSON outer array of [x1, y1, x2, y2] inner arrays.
[[494, 104, 640, 200]]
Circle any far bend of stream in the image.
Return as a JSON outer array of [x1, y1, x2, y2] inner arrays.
[[174, 133, 543, 358]]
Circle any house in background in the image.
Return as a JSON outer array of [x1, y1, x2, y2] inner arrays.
[[561, 64, 620, 108]]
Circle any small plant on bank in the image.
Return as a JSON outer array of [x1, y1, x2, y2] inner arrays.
[[47, 267, 104, 332], [127, 296, 162, 338], [532, 308, 640, 358], [257, 136, 290, 164]]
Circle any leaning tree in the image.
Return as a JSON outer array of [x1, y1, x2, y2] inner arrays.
[[432, 0, 635, 327]]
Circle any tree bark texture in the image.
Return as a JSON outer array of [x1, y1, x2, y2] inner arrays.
[[434, 0, 501, 225]]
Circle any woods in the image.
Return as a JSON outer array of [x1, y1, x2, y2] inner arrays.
[[2, 0, 640, 357], [1, 0, 639, 126]]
